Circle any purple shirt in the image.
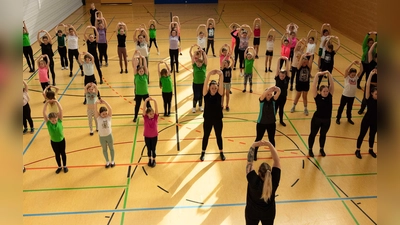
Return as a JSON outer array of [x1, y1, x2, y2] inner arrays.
[[143, 114, 158, 138], [98, 28, 107, 43]]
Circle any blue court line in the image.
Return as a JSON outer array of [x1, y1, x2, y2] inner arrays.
[[23, 70, 80, 155], [24, 195, 376, 217]]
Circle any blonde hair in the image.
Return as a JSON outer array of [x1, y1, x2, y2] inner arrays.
[[259, 162, 273, 202]]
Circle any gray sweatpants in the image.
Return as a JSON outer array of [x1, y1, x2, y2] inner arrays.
[[99, 133, 115, 162], [87, 108, 98, 132]]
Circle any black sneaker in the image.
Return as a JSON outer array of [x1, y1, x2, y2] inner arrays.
[[125, 69, 128, 73], [100, 80, 103, 84], [148, 159, 152, 166], [250, 90, 253, 93], [336, 119, 340, 125], [320, 149, 326, 157], [220, 152, 226, 161], [23, 167, 26, 173], [83, 99, 87, 105], [233, 67, 236, 70], [268, 69, 273, 72], [358, 110, 363, 115], [23, 128, 28, 134], [105, 163, 110, 168], [265, 68, 268, 72], [90, 132, 94, 136], [308, 149, 314, 157], [55, 167, 62, 174], [133, 118, 137, 122], [255, 55, 259, 59], [280, 121, 286, 127], [69, 72, 72, 77], [229, 90, 232, 94], [242, 89, 246, 93], [111, 162, 116, 168], [369, 149, 377, 158], [63, 167, 69, 173], [290, 86, 293, 91], [120, 69, 123, 74], [151, 160, 156, 167], [200, 152, 205, 161], [355, 150, 362, 159], [29, 69, 34, 73], [348, 119, 354, 125]]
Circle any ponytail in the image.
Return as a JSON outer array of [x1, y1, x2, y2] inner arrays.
[[259, 162, 273, 202]]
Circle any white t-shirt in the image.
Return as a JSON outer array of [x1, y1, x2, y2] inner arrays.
[[266, 40, 274, 51], [306, 43, 316, 54], [342, 76, 359, 97], [319, 36, 328, 58], [83, 62, 94, 75], [136, 41, 149, 57], [67, 35, 79, 49], [97, 116, 112, 137], [197, 36, 206, 49]]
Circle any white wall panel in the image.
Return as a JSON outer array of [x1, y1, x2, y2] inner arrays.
[[23, 0, 83, 43]]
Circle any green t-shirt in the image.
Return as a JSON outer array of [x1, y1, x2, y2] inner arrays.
[[244, 58, 254, 74], [57, 34, 66, 47], [193, 63, 206, 84], [160, 76, 173, 93], [47, 119, 64, 142], [23, 33, 30, 47], [135, 74, 149, 95], [149, 29, 156, 39]]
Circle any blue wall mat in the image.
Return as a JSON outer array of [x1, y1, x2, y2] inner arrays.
[[155, 0, 218, 3]]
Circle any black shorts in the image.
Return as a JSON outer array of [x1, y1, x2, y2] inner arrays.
[[265, 50, 273, 56], [253, 37, 260, 45], [320, 62, 333, 73], [296, 82, 310, 92]]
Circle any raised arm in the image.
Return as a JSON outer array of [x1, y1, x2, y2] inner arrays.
[[55, 100, 63, 120], [260, 86, 275, 101], [43, 30, 52, 43], [368, 42, 377, 63], [103, 99, 112, 117], [333, 36, 341, 52], [37, 30, 43, 43], [202, 49, 208, 65], [142, 56, 148, 74], [217, 70, 224, 95], [253, 18, 261, 30], [229, 23, 240, 31], [312, 72, 325, 97], [268, 141, 281, 168], [281, 33, 288, 45], [273, 86, 281, 101], [267, 28, 275, 40], [189, 44, 197, 64], [365, 69, 376, 100], [43, 101, 49, 122], [132, 56, 139, 74], [327, 71, 334, 94], [196, 24, 206, 35], [320, 23, 331, 36], [344, 61, 356, 78], [142, 98, 151, 116], [133, 29, 139, 42], [23, 21, 29, 33], [83, 26, 91, 41], [85, 52, 95, 62], [23, 80, 28, 92], [307, 29, 316, 40], [151, 98, 158, 115], [93, 26, 99, 42], [141, 28, 149, 43]]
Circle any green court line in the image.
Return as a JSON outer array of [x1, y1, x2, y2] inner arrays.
[[214, 8, 227, 28], [120, 117, 140, 225], [284, 112, 359, 224], [24, 185, 127, 193], [253, 66, 266, 83], [327, 173, 377, 178]]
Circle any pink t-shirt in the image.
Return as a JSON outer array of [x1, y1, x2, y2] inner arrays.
[[38, 67, 49, 83], [290, 37, 297, 48], [143, 114, 159, 138], [219, 55, 226, 66], [281, 45, 290, 57]]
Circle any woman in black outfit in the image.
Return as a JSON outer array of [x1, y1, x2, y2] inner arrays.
[[274, 56, 290, 127], [245, 140, 281, 225], [355, 70, 377, 159], [23, 21, 35, 72], [253, 85, 281, 161], [37, 30, 56, 86], [308, 71, 334, 157], [200, 70, 225, 161], [230, 27, 240, 70], [89, 3, 98, 26], [84, 26, 103, 84]]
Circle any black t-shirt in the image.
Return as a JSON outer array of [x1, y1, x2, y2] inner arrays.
[[86, 40, 97, 55], [230, 30, 240, 49], [275, 76, 290, 96], [322, 50, 336, 67], [296, 65, 311, 83], [40, 43, 53, 57], [257, 98, 276, 124], [203, 92, 223, 119], [90, 8, 98, 20], [207, 28, 215, 38], [366, 60, 378, 82], [222, 67, 232, 83], [364, 97, 377, 124], [117, 34, 126, 47], [246, 167, 281, 216], [313, 93, 333, 119]]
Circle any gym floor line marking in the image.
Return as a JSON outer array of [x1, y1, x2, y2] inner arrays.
[[23, 195, 377, 217], [327, 173, 377, 178], [23, 185, 127, 193]]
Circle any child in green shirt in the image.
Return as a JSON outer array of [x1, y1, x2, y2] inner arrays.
[[243, 47, 255, 93]]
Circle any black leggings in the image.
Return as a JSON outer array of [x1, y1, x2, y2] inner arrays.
[[162, 92, 173, 114], [149, 38, 158, 49], [233, 47, 239, 68], [23, 103, 34, 129], [358, 62, 370, 87], [84, 75, 101, 99], [169, 49, 179, 72], [238, 49, 245, 69], [202, 119, 223, 150], [97, 43, 108, 65], [43, 56, 56, 84], [254, 123, 276, 155], [134, 94, 151, 119], [275, 96, 287, 122], [23, 46, 35, 71], [336, 95, 355, 119], [279, 58, 287, 70], [290, 66, 297, 87], [308, 116, 331, 150], [356, 117, 377, 149], [91, 53, 103, 80], [245, 206, 275, 225], [51, 138, 66, 167], [192, 83, 204, 107], [68, 49, 82, 73], [145, 136, 158, 158], [289, 47, 295, 62], [206, 39, 215, 55], [58, 46, 68, 67]]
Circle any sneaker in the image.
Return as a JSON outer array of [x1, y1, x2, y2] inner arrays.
[[268, 69, 273, 72], [83, 99, 87, 105], [111, 162, 116, 167], [308, 149, 314, 157], [120, 69, 123, 74], [180, 53, 183, 55], [348, 119, 354, 125], [63, 167, 69, 173], [290, 105, 295, 113], [23, 128, 28, 134], [192, 108, 196, 113], [55, 167, 62, 174], [176, 70, 179, 73], [69, 72, 72, 77], [157, 51, 160, 55], [233, 67, 236, 70], [242, 89, 246, 93], [151, 160, 156, 167], [320, 149, 326, 157], [289, 86, 293, 91], [90, 132, 94, 136], [200, 152, 205, 161], [280, 121, 286, 127], [358, 110, 363, 115], [199, 107, 204, 112], [250, 89, 253, 93], [229, 90, 232, 94], [105, 162, 110, 168], [355, 150, 362, 159], [304, 109, 309, 116], [125, 69, 128, 73], [23, 167, 26, 173], [369, 149, 377, 158], [43, 100, 46, 103], [65, 66, 69, 70], [255, 55, 259, 59], [133, 118, 137, 122], [240, 72, 244, 77], [265, 68, 268, 72], [61, 67, 64, 70], [105, 63, 108, 67], [148, 159, 152, 166], [226, 106, 230, 112], [336, 119, 340, 125], [213, 54, 216, 57], [220, 152, 226, 161], [100, 80, 103, 84], [29, 69, 34, 73], [30, 128, 35, 133]]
